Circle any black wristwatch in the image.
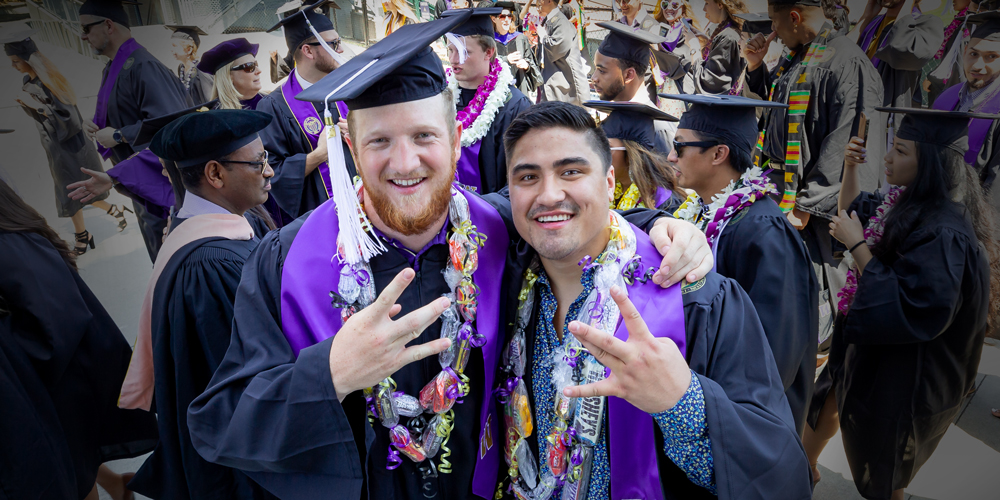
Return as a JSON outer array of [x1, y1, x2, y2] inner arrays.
[[112, 129, 123, 144]]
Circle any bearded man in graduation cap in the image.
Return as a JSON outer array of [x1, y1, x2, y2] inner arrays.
[[257, 0, 355, 220], [188, 13, 714, 500], [444, 7, 533, 195], [496, 100, 812, 499], [933, 10, 1000, 211], [77, 0, 190, 261], [664, 93, 819, 435]]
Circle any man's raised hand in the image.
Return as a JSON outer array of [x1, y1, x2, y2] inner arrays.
[[563, 286, 692, 414], [328, 268, 453, 402]]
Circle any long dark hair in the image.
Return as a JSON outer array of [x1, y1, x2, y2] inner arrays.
[[0, 179, 77, 269], [623, 140, 685, 208], [874, 142, 1000, 330]]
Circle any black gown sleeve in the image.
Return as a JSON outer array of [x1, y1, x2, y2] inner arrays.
[[119, 60, 190, 148], [187, 228, 365, 498], [682, 276, 813, 499], [844, 226, 975, 345]]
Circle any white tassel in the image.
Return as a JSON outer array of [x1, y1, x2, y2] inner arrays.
[[324, 107, 386, 265], [445, 33, 468, 64], [306, 15, 349, 67], [930, 19, 969, 83]]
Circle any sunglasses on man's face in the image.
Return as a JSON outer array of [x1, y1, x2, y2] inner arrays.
[[303, 38, 342, 51], [81, 19, 106, 35], [231, 61, 258, 73]]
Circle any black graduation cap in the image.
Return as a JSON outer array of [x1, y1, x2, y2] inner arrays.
[[584, 100, 677, 152], [876, 106, 1000, 154], [296, 11, 474, 109], [1, 29, 38, 60], [134, 100, 219, 146], [78, 0, 138, 28], [766, 0, 821, 7], [267, 0, 336, 53], [166, 25, 207, 48], [198, 38, 260, 74], [662, 93, 787, 155], [150, 109, 272, 168], [596, 21, 666, 71], [0, 129, 13, 134], [445, 7, 503, 37], [964, 10, 1000, 41], [493, 1, 517, 10], [734, 12, 772, 35]]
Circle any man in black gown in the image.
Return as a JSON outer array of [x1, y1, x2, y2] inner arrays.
[[79, 0, 190, 261], [188, 15, 712, 499], [664, 93, 819, 434], [445, 7, 532, 194], [257, 0, 355, 219], [495, 100, 812, 498], [124, 110, 278, 500]]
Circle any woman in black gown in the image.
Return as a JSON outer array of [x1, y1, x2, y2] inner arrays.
[[5, 32, 130, 255], [826, 108, 1000, 500], [0, 179, 159, 499]]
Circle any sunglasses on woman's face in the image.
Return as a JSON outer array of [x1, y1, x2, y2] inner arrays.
[[231, 61, 258, 73], [497, 14, 513, 19]]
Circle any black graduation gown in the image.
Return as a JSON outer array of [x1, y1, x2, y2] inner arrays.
[[457, 85, 533, 194], [831, 194, 990, 499], [20, 76, 109, 217], [494, 33, 542, 95], [714, 197, 818, 434], [489, 199, 812, 500], [863, 14, 943, 108], [187, 212, 487, 500], [101, 43, 189, 261], [128, 234, 276, 500], [0, 232, 159, 499], [180, 64, 215, 107], [256, 85, 356, 219]]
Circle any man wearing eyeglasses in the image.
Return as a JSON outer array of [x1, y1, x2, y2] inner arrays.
[[124, 109, 278, 500], [256, 0, 356, 220], [78, 0, 189, 261]]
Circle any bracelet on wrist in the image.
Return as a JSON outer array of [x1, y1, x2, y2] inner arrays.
[[848, 240, 866, 253]]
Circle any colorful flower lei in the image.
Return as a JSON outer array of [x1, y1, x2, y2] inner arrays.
[[446, 56, 514, 147], [672, 167, 777, 246], [836, 186, 905, 314]]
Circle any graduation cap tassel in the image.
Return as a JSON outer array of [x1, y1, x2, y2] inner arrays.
[[324, 105, 385, 265], [306, 16, 349, 67], [930, 18, 970, 83]]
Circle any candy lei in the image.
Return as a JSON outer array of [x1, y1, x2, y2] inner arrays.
[[447, 57, 514, 147], [496, 212, 657, 500], [836, 186, 904, 314], [332, 185, 488, 474], [671, 167, 777, 246]]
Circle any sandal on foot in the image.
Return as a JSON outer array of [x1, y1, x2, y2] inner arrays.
[[106, 204, 132, 232], [73, 230, 95, 256]]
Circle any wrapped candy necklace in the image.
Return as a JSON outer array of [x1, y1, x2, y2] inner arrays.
[[330, 184, 489, 476]]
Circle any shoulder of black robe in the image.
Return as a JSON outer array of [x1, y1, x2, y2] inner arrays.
[[187, 212, 371, 499], [131, 236, 275, 499], [191, 69, 215, 106], [714, 197, 818, 434], [109, 46, 190, 152], [664, 272, 813, 498], [256, 86, 356, 217], [0, 231, 159, 497]]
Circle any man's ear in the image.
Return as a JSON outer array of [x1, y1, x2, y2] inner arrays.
[[713, 145, 731, 166], [453, 122, 464, 162], [624, 67, 638, 85], [607, 164, 616, 204], [204, 160, 226, 189]]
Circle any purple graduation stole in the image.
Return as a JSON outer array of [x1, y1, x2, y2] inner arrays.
[[281, 69, 340, 198], [653, 187, 670, 209], [456, 141, 483, 193], [279, 186, 507, 497], [607, 222, 687, 500], [93, 38, 140, 160], [933, 83, 1000, 166], [105, 149, 174, 218], [859, 14, 890, 67]]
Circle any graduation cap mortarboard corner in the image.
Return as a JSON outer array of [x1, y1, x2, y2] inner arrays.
[[963, 10, 1000, 41], [444, 7, 503, 37], [584, 100, 677, 152], [766, 0, 821, 7], [875, 106, 1000, 154], [267, 0, 337, 53], [296, 13, 473, 267], [661, 94, 788, 155], [78, 0, 139, 28], [166, 25, 207, 48], [734, 12, 772, 35], [149, 109, 271, 168], [596, 21, 666, 70], [0, 129, 14, 134], [198, 38, 260, 74], [1, 28, 38, 60], [134, 99, 219, 146]]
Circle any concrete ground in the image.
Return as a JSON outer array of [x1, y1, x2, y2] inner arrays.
[[2, 15, 998, 500]]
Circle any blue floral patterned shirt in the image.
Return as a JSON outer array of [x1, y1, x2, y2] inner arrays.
[[531, 268, 717, 497]]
